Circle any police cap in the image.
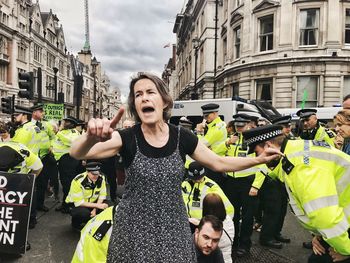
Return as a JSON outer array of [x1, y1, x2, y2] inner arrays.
[[13, 105, 32, 115], [243, 125, 283, 154], [86, 161, 101, 175], [179, 116, 193, 129], [187, 161, 206, 181], [232, 114, 250, 127], [201, 103, 219, 115], [63, 116, 78, 125], [0, 146, 25, 171], [31, 104, 44, 111], [296, 109, 317, 120], [272, 115, 291, 126]]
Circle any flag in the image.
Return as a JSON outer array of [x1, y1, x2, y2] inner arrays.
[[163, 43, 171, 48]]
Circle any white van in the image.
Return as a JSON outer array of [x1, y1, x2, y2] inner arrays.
[[170, 98, 280, 127]]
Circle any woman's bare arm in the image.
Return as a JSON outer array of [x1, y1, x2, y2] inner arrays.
[[191, 140, 281, 172]]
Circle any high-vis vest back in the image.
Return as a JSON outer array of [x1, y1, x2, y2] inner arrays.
[[52, 128, 80, 161], [182, 176, 234, 219], [12, 122, 42, 155], [72, 206, 115, 263], [273, 139, 350, 255]]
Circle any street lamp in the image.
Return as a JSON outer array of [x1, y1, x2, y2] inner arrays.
[[53, 67, 58, 103], [192, 37, 200, 100], [91, 57, 98, 118]]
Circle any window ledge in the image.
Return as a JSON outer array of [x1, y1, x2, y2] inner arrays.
[[252, 50, 277, 57]]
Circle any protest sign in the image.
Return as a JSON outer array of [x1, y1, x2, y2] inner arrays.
[[0, 172, 35, 254], [44, 103, 64, 121]]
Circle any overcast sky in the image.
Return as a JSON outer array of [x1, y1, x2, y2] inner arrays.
[[39, 0, 185, 97]]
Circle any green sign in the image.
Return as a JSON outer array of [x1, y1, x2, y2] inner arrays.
[[44, 104, 64, 120]]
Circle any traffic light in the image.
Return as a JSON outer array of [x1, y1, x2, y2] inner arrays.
[[18, 72, 34, 99], [1, 96, 13, 114]]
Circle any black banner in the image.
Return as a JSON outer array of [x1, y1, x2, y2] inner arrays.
[[0, 171, 34, 254]]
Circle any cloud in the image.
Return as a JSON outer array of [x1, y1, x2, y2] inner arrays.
[[38, 0, 183, 95]]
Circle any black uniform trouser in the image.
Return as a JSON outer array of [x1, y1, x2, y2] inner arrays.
[[100, 157, 117, 202], [71, 207, 92, 228], [205, 168, 227, 191], [30, 184, 37, 222], [36, 154, 57, 207], [58, 154, 79, 207], [259, 178, 287, 242], [308, 231, 350, 263], [224, 175, 257, 250]]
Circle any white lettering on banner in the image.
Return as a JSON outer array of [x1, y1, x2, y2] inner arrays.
[[0, 191, 28, 204], [0, 232, 14, 245], [0, 176, 7, 188], [0, 207, 13, 219], [0, 219, 19, 232]]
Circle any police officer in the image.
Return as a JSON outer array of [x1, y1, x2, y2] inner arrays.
[[219, 114, 261, 257], [272, 115, 295, 139], [72, 206, 116, 263], [52, 116, 81, 213], [31, 104, 56, 212], [0, 140, 43, 250], [11, 105, 41, 228], [66, 162, 108, 230], [182, 161, 234, 222], [297, 109, 335, 146], [195, 103, 227, 187], [243, 125, 350, 262]]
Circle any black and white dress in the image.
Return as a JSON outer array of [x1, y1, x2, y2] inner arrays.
[[107, 124, 198, 262]]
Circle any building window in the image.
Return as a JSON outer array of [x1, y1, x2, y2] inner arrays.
[[2, 13, 9, 26], [297, 76, 318, 107], [259, 15, 274, 51], [59, 60, 64, 76], [34, 21, 41, 34], [19, 22, 26, 33], [300, 9, 319, 46], [67, 84, 71, 102], [66, 65, 70, 78], [17, 45, 26, 61], [33, 69, 38, 94], [0, 65, 6, 82], [34, 44, 42, 62], [256, 79, 272, 103], [346, 10, 350, 44], [234, 25, 241, 59], [47, 52, 55, 68], [19, 4, 26, 16], [232, 83, 239, 97], [223, 37, 227, 63], [224, 0, 228, 19], [59, 81, 64, 92], [46, 75, 54, 98], [48, 31, 55, 45], [344, 76, 350, 97]]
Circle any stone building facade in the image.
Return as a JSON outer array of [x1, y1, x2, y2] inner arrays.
[[173, 0, 350, 108]]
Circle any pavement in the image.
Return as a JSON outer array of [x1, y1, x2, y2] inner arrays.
[[0, 197, 312, 263]]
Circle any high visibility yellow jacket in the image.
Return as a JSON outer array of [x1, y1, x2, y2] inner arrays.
[[12, 122, 42, 156], [182, 176, 234, 219], [217, 133, 264, 187], [269, 139, 350, 255], [198, 116, 227, 156], [72, 206, 115, 263], [66, 172, 107, 207], [37, 121, 56, 158], [300, 125, 335, 147], [0, 141, 43, 174], [52, 128, 80, 161]]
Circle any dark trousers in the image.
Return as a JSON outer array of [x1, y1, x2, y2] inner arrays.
[[30, 184, 37, 222], [205, 168, 227, 191], [36, 154, 57, 207], [308, 233, 350, 263], [58, 154, 79, 207], [71, 207, 92, 228], [224, 175, 257, 250], [100, 157, 117, 202], [259, 178, 287, 242]]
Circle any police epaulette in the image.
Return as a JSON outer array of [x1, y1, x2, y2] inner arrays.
[[205, 182, 214, 188], [74, 173, 85, 181], [282, 157, 294, 175], [325, 129, 335, 138], [93, 220, 112, 241], [20, 149, 30, 157]]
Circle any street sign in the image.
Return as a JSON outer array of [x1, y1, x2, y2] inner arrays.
[[0, 172, 35, 254], [43, 104, 64, 121]]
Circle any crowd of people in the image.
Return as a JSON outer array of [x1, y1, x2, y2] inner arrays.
[[1, 72, 350, 262]]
